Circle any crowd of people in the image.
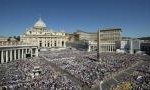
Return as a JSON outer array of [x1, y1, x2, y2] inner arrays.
[[112, 59, 150, 90], [0, 57, 80, 90], [40, 49, 147, 87], [0, 49, 149, 90]]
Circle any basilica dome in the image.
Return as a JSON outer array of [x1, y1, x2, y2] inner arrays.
[[34, 18, 46, 28]]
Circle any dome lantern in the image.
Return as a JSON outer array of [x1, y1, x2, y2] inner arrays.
[[34, 18, 46, 28]]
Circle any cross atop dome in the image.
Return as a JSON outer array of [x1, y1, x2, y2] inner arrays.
[[34, 18, 46, 28]]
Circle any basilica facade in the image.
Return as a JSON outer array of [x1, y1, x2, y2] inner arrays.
[[20, 18, 67, 49]]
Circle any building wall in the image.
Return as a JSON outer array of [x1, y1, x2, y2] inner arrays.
[[119, 38, 141, 54], [74, 30, 97, 42], [66, 30, 97, 51], [0, 37, 8, 42], [141, 43, 150, 55], [98, 28, 122, 52]]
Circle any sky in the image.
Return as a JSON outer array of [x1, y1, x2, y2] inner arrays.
[[0, 0, 150, 37]]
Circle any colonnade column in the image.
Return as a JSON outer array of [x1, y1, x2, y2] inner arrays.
[[14, 49, 16, 60], [10, 50, 12, 61], [108, 46, 110, 52], [130, 39, 133, 54], [18, 49, 20, 59], [5, 50, 8, 62], [21, 49, 24, 58], [24, 49, 26, 58], [30, 48, 32, 57], [1, 51, 4, 63], [106, 45, 108, 52]]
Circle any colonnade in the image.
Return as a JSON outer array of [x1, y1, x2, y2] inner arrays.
[[39, 40, 66, 48], [100, 44, 115, 52], [0, 47, 38, 64]]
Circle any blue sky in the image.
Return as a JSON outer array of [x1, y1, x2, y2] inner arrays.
[[0, 0, 150, 37]]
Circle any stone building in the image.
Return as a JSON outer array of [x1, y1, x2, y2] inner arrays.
[[139, 37, 150, 55], [67, 30, 97, 51], [117, 37, 141, 54], [73, 30, 97, 42], [97, 28, 122, 53], [20, 18, 67, 49]]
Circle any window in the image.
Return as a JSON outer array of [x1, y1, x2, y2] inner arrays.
[[39, 41, 42, 47]]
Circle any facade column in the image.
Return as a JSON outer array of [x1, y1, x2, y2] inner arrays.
[[108, 46, 110, 52], [63, 39, 66, 47], [30, 48, 32, 57], [49, 40, 51, 48], [56, 38, 59, 47], [110, 45, 112, 52], [130, 39, 133, 54], [1, 51, 4, 63], [88, 45, 91, 52], [24, 49, 28, 58], [6, 50, 8, 63], [26, 49, 28, 54], [110, 45, 111, 52], [35, 48, 38, 57], [112, 46, 114, 52], [55, 39, 57, 47], [24, 49, 26, 58], [111, 45, 113, 52], [10, 50, 12, 61]]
